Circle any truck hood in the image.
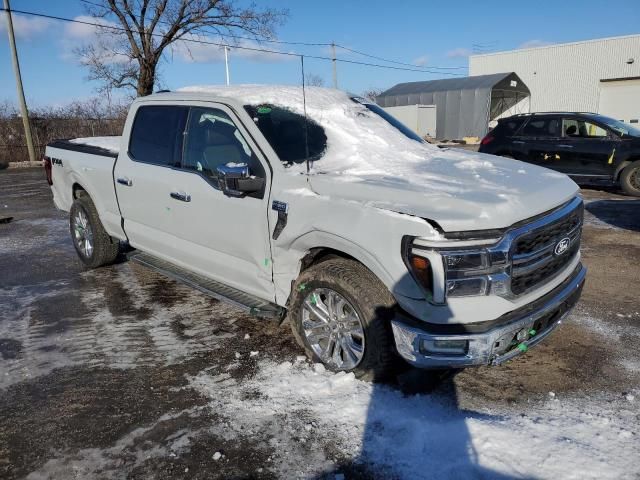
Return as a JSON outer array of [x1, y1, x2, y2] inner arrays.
[[308, 149, 579, 233]]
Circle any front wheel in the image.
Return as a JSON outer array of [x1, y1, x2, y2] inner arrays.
[[288, 258, 397, 381], [620, 161, 640, 197]]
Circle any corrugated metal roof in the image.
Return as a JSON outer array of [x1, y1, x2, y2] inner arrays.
[[378, 73, 514, 97]]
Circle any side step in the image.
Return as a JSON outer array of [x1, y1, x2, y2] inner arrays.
[[129, 252, 285, 319]]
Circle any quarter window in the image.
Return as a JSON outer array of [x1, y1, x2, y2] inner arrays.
[[244, 105, 327, 166], [129, 105, 188, 166]]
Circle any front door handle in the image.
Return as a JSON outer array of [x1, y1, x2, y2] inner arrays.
[[117, 177, 133, 186], [558, 144, 574, 148], [170, 191, 191, 202]]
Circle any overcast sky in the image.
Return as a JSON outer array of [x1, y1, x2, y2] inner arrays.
[[1, 0, 639, 107]]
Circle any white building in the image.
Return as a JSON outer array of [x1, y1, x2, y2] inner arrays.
[[469, 34, 640, 124]]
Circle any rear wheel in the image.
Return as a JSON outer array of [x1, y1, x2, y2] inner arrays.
[[288, 258, 397, 382], [70, 193, 119, 268], [620, 161, 640, 197]]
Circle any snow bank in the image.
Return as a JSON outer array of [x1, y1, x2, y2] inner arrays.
[[189, 358, 639, 479], [69, 136, 121, 153]]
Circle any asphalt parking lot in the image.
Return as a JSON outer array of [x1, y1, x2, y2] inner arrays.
[[1, 168, 639, 479]]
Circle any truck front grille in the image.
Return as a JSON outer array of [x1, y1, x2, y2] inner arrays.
[[510, 203, 583, 296]]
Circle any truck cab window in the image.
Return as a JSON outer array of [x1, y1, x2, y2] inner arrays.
[[129, 105, 188, 166], [183, 107, 260, 180], [244, 105, 327, 166]]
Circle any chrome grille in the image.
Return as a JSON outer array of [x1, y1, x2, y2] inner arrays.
[[510, 203, 583, 295]]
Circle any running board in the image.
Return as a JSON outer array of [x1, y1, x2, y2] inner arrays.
[[129, 252, 285, 319]]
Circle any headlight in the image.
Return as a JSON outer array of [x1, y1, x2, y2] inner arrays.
[[404, 236, 508, 302], [446, 277, 487, 297]]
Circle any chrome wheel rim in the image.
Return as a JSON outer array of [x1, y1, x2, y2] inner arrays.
[[301, 288, 365, 370], [73, 209, 94, 258]]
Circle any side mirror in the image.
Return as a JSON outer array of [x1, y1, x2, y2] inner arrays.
[[216, 163, 264, 197]]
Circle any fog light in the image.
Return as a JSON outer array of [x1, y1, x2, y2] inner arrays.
[[421, 339, 469, 356]]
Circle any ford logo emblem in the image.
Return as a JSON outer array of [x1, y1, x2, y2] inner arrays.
[[554, 237, 571, 256]]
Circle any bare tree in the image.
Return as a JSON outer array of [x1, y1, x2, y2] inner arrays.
[[78, 1, 288, 97], [361, 88, 383, 103], [304, 73, 324, 87]]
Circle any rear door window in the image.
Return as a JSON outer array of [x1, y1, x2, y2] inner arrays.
[[521, 118, 561, 137], [129, 105, 188, 166], [494, 118, 525, 136], [244, 105, 327, 166]]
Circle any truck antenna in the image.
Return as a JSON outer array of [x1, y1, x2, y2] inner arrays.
[[300, 55, 310, 174]]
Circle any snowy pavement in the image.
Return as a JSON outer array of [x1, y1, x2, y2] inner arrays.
[[1, 169, 639, 480]]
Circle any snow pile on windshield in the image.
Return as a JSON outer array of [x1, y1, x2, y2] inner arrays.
[[69, 136, 121, 153], [178, 85, 567, 195]]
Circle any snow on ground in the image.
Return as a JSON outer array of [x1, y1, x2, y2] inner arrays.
[[69, 136, 121, 153], [188, 358, 639, 480]]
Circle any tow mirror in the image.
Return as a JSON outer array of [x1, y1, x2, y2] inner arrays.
[[216, 163, 264, 197]]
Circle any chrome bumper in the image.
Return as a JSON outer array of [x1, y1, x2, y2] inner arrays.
[[391, 264, 587, 368]]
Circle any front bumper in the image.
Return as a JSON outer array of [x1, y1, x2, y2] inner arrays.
[[391, 264, 587, 368]]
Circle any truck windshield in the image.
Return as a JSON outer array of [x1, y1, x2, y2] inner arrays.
[[357, 101, 425, 143], [591, 115, 640, 138]]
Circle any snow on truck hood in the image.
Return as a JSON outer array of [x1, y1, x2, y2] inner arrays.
[[180, 85, 578, 232]]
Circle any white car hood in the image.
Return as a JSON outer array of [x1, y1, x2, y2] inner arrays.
[[309, 150, 579, 233]]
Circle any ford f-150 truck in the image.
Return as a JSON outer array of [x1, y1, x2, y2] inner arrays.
[[44, 86, 586, 380]]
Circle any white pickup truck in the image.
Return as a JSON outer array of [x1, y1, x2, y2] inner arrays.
[[45, 85, 586, 380]]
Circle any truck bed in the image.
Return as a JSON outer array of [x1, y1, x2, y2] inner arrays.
[[46, 136, 125, 241]]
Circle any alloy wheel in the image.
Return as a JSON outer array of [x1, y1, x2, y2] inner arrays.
[[301, 288, 365, 370]]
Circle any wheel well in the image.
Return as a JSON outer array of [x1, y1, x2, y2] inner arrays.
[[299, 247, 358, 272], [72, 183, 86, 199], [614, 159, 639, 181]]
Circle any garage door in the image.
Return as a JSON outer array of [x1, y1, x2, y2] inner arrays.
[[598, 78, 640, 125]]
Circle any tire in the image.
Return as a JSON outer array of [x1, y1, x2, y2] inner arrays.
[[69, 193, 120, 268], [288, 258, 397, 382], [620, 161, 640, 197]]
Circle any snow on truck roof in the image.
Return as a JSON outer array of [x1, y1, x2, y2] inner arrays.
[[175, 85, 513, 188], [69, 85, 568, 202]]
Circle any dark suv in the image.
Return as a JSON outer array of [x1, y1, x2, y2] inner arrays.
[[479, 113, 640, 196]]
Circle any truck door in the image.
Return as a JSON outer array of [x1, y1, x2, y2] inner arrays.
[[559, 117, 616, 177], [115, 103, 275, 302]]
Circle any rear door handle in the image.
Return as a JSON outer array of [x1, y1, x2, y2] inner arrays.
[[170, 191, 191, 202], [512, 140, 525, 144], [558, 144, 573, 148], [117, 177, 133, 186]]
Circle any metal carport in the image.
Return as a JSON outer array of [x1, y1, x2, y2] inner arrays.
[[376, 72, 530, 140]]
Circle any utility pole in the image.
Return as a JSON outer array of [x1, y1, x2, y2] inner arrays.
[[331, 42, 338, 89], [224, 46, 230, 85], [3, 0, 36, 163]]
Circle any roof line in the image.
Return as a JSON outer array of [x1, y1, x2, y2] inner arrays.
[[470, 33, 640, 58]]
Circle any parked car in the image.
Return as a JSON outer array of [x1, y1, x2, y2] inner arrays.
[[44, 86, 586, 380], [479, 112, 640, 196]]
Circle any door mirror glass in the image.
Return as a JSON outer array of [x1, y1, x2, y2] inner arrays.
[[216, 163, 264, 197]]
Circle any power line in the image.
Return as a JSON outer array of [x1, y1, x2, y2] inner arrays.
[[0, 7, 465, 76], [335, 45, 467, 71], [77, 0, 466, 73]]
